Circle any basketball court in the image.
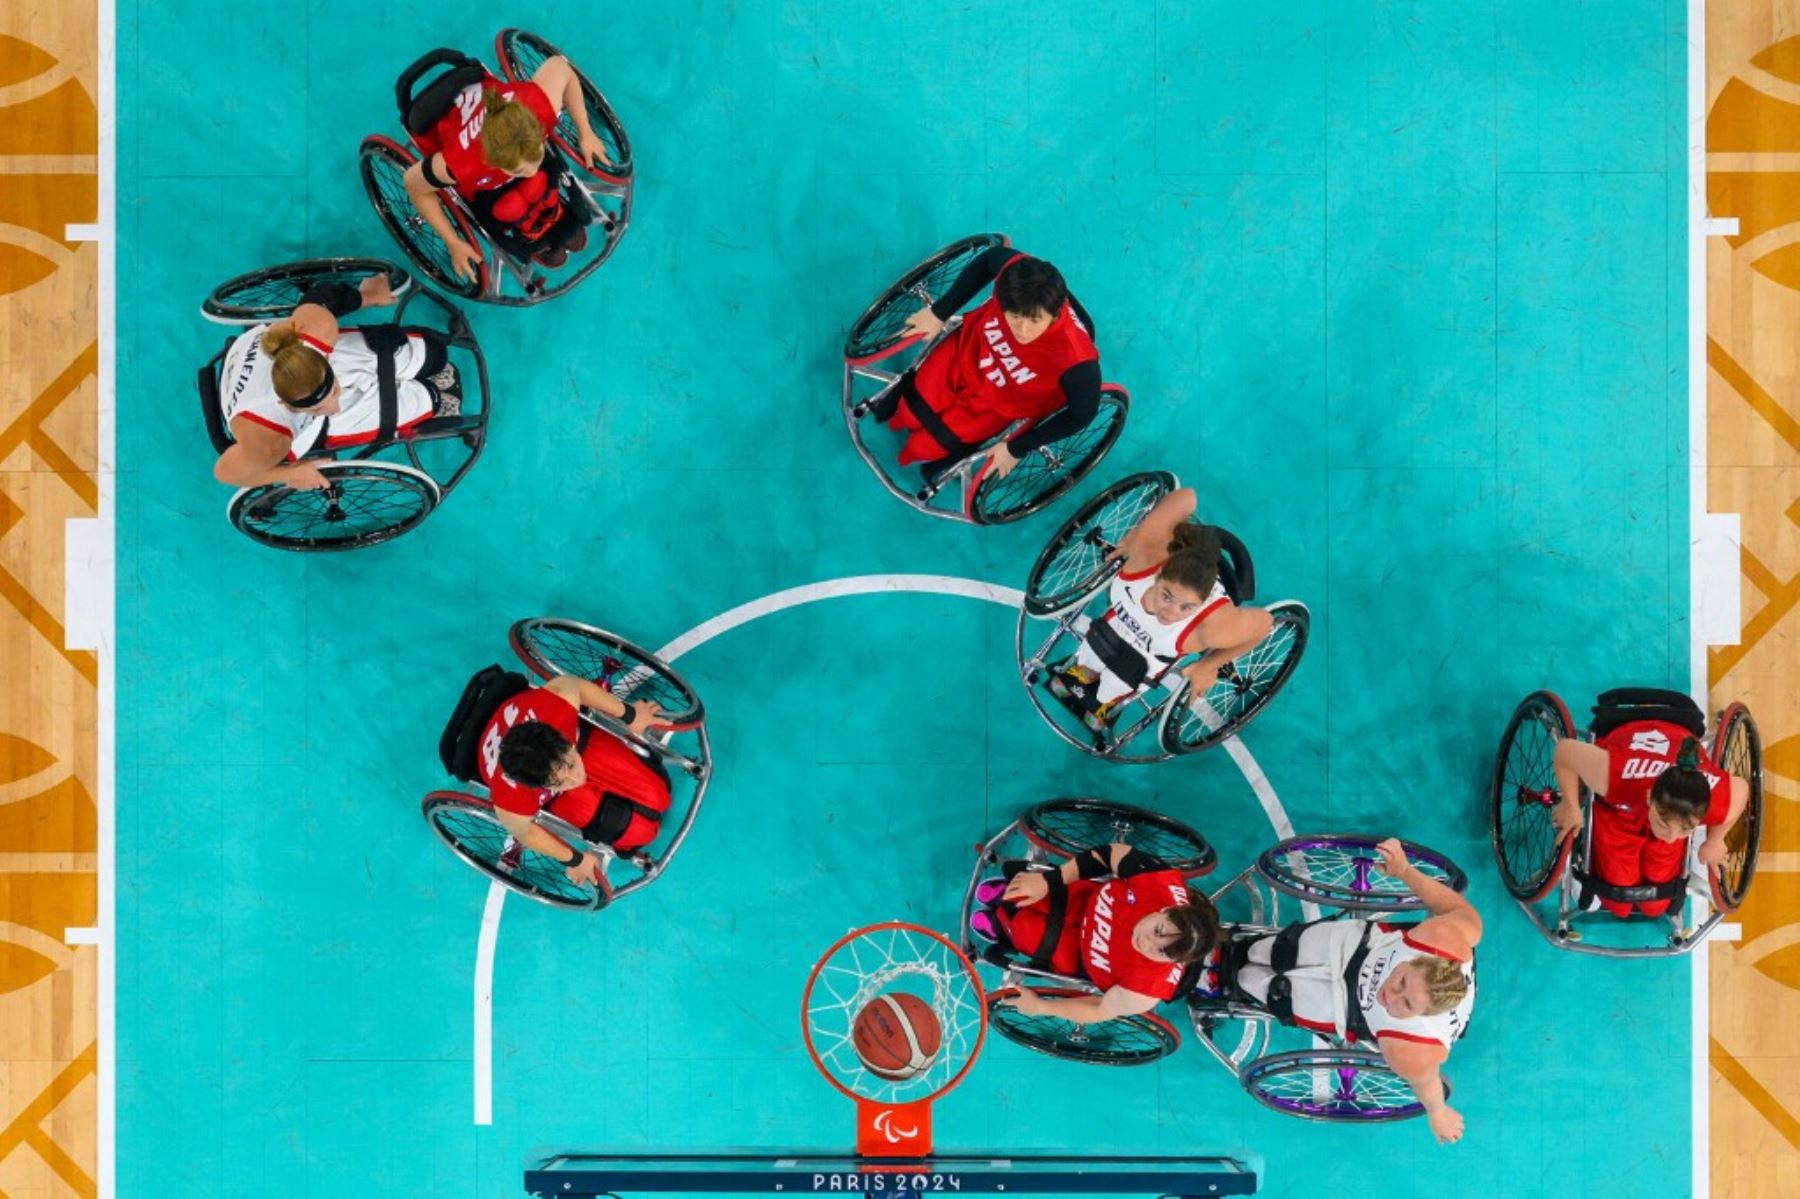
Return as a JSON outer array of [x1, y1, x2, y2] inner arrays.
[[3, 1, 1799, 1197]]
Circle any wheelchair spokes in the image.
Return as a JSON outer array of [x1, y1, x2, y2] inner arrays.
[[844, 234, 1005, 363], [987, 989, 1180, 1066], [1491, 692, 1572, 901], [1160, 602, 1309, 754], [229, 462, 440, 552], [1710, 703, 1763, 912], [422, 793, 604, 910], [1256, 834, 1467, 911], [508, 618, 704, 729], [1241, 1050, 1425, 1122], [969, 388, 1128, 525], [1021, 797, 1217, 875]]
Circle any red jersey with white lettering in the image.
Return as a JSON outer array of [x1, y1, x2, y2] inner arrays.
[[897, 255, 1098, 463], [1078, 869, 1193, 1000], [428, 74, 557, 199], [476, 686, 581, 816], [1595, 718, 1731, 836]]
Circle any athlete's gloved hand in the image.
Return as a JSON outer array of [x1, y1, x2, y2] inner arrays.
[[902, 307, 944, 341]]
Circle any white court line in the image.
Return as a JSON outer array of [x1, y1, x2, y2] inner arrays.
[[65, 927, 101, 946], [65, 222, 101, 242], [96, 0, 118, 1194], [469, 574, 1299, 1123], [1687, 1, 1712, 1194], [64, 518, 106, 649]]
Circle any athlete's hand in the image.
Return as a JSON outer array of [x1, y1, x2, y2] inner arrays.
[[902, 307, 944, 341], [280, 462, 331, 491], [358, 272, 397, 308], [1002, 871, 1049, 905], [576, 129, 613, 170], [1426, 1104, 1464, 1145], [1374, 838, 1410, 878], [1551, 798, 1584, 842], [447, 238, 482, 283], [985, 442, 1020, 479], [1697, 837, 1727, 869], [1181, 662, 1220, 704], [626, 701, 668, 737], [1001, 983, 1048, 1017], [564, 851, 604, 888]]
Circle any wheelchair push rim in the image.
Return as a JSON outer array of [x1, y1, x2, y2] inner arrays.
[[227, 461, 440, 552], [1490, 690, 1576, 902], [1158, 600, 1310, 756], [1710, 702, 1762, 913], [496, 28, 633, 185], [967, 387, 1130, 526], [986, 987, 1180, 1066], [1020, 797, 1217, 876], [421, 791, 605, 911], [358, 134, 489, 299], [507, 618, 705, 731], [201, 258, 412, 325], [1023, 471, 1177, 617], [1255, 834, 1467, 911], [844, 233, 1008, 365], [1239, 1048, 1433, 1123]]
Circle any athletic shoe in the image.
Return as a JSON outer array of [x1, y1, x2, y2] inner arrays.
[[973, 876, 1007, 907], [968, 910, 1000, 944], [498, 839, 523, 873], [1046, 662, 1100, 701], [427, 362, 461, 415], [564, 226, 589, 253], [1081, 698, 1120, 733], [534, 246, 570, 268]]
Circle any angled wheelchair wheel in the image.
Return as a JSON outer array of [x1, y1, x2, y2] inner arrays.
[[1490, 690, 1576, 902], [201, 258, 411, 324], [1021, 797, 1216, 876], [1710, 702, 1763, 913], [1240, 1049, 1433, 1123], [359, 134, 488, 299], [496, 29, 632, 183], [1256, 834, 1467, 912], [421, 791, 603, 911], [228, 461, 439, 551], [508, 618, 703, 728], [969, 387, 1129, 526], [1159, 601, 1309, 755], [987, 988, 1179, 1065], [845, 233, 1008, 364], [1024, 471, 1177, 617]]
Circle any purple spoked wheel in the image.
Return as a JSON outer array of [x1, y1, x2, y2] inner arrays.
[[1240, 1048, 1445, 1123], [1255, 834, 1466, 912]]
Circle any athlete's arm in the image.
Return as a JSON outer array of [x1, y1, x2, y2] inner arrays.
[[1379, 1037, 1461, 1145], [530, 56, 607, 161], [1004, 359, 1101, 457], [541, 674, 664, 736], [1699, 775, 1751, 862], [1375, 838, 1482, 947], [492, 803, 600, 884], [286, 303, 340, 350], [402, 155, 482, 281], [214, 418, 326, 490], [1178, 604, 1274, 673], [1004, 983, 1157, 1024], [1551, 738, 1609, 839], [1115, 486, 1199, 568]]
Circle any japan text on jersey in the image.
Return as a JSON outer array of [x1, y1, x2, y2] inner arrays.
[[977, 316, 1038, 388]]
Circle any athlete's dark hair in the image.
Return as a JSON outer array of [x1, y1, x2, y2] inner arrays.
[[994, 256, 1068, 319], [497, 720, 573, 788], [1160, 522, 1222, 599], [1650, 736, 1712, 824], [1161, 892, 1222, 965]]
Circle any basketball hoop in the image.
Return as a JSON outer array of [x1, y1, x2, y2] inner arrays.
[[801, 921, 987, 1157]]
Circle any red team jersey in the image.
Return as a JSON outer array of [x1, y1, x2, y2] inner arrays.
[[476, 686, 583, 816], [895, 255, 1100, 465], [999, 869, 1192, 1001], [1595, 719, 1731, 835], [428, 75, 557, 199]]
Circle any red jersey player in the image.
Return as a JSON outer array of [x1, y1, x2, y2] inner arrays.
[[1551, 717, 1751, 917], [870, 246, 1102, 482], [969, 842, 1220, 1022], [401, 50, 612, 282], [476, 673, 670, 890]]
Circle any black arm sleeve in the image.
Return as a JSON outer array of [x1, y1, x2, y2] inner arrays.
[[420, 153, 456, 190], [927, 244, 1016, 320], [1075, 845, 1171, 880], [1112, 846, 1171, 879], [297, 281, 363, 318], [1007, 358, 1101, 456]]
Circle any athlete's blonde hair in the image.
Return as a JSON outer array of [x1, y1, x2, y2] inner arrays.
[[260, 325, 328, 406], [479, 89, 545, 172], [1408, 956, 1470, 1016]]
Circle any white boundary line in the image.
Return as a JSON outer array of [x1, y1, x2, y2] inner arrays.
[[1687, 1, 1711, 1195], [95, 0, 118, 1192], [468, 574, 1297, 1123]]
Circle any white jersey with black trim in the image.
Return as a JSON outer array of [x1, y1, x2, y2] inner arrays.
[[220, 325, 432, 458], [1085, 564, 1229, 688], [1351, 921, 1475, 1048]]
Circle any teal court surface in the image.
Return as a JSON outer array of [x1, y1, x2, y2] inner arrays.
[[118, 3, 1694, 1197]]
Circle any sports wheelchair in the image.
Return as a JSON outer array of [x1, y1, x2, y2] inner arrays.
[[841, 233, 1128, 524], [197, 257, 489, 551], [959, 798, 1469, 1124], [1017, 472, 1310, 759], [359, 30, 631, 306], [424, 618, 712, 912], [1490, 686, 1764, 957]]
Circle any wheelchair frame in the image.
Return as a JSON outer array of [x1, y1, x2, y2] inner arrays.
[[1490, 689, 1763, 959], [359, 30, 632, 307]]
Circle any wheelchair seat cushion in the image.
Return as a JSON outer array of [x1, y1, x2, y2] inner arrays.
[[440, 664, 532, 781]]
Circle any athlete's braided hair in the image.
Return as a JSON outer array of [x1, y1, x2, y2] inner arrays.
[[1649, 736, 1712, 824], [479, 88, 546, 173], [1160, 522, 1222, 599], [497, 720, 572, 788], [1409, 956, 1470, 1016]]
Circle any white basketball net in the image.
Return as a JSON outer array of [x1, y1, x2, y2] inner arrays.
[[805, 924, 985, 1104]]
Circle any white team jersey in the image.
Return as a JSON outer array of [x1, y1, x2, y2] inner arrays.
[[1349, 922, 1476, 1048], [1102, 564, 1229, 668], [220, 325, 432, 458]]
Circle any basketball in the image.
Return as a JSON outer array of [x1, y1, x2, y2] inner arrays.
[[851, 991, 942, 1081]]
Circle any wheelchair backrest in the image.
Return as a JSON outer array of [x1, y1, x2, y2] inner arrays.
[[395, 48, 487, 139], [1588, 686, 1706, 740], [1211, 525, 1255, 605], [197, 340, 234, 453], [440, 664, 531, 782]]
